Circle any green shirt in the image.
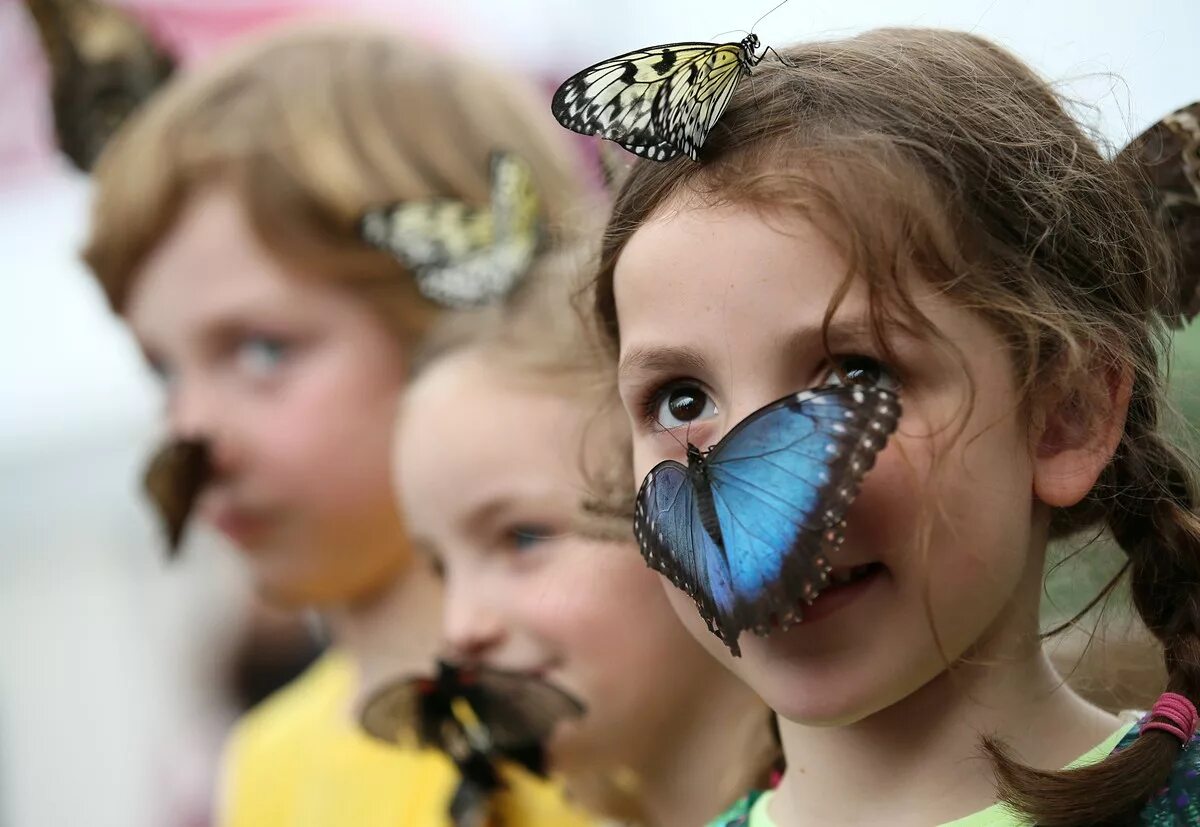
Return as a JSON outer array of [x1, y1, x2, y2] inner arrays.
[[720, 723, 1137, 827]]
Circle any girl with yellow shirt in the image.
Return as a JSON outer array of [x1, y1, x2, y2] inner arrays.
[[83, 23, 593, 827]]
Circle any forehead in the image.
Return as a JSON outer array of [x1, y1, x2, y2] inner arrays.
[[124, 187, 338, 345], [397, 354, 582, 503], [613, 201, 861, 354]]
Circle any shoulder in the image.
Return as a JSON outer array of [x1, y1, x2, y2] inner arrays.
[[705, 789, 767, 827], [494, 765, 596, 826], [1113, 717, 1200, 825], [227, 650, 352, 758]]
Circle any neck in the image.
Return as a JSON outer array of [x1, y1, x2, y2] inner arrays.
[[323, 558, 443, 705], [634, 677, 770, 827], [770, 633, 1119, 827]]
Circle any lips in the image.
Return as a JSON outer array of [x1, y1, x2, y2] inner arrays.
[[827, 562, 882, 586], [792, 562, 886, 624]]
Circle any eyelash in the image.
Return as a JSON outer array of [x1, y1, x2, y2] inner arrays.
[[637, 355, 901, 428]]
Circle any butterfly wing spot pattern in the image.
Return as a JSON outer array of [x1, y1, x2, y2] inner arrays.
[[358, 152, 540, 308], [1117, 101, 1200, 325], [634, 385, 901, 656], [551, 34, 763, 162]]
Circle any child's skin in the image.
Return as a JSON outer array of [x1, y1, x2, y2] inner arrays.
[[126, 185, 441, 676], [612, 202, 1124, 825], [394, 349, 770, 827]]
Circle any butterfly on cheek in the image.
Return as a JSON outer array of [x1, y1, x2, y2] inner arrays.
[[633, 384, 901, 656], [551, 34, 767, 162]]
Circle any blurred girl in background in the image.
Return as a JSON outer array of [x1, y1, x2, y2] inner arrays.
[[83, 23, 593, 827]]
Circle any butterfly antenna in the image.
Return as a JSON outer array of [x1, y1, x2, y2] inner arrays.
[[750, 0, 792, 34], [652, 418, 690, 454], [709, 28, 749, 41], [763, 45, 794, 66]]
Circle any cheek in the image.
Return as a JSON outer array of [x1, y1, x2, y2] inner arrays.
[[249, 359, 403, 507]]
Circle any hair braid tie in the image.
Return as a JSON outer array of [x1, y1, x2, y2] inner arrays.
[[1141, 692, 1198, 747]]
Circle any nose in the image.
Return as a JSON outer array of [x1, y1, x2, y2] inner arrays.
[[165, 375, 220, 442], [442, 576, 506, 663]]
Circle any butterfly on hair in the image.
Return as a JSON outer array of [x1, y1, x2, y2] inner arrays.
[[634, 383, 901, 656], [359, 152, 541, 309], [551, 33, 770, 162], [1116, 101, 1200, 326], [360, 660, 585, 827]]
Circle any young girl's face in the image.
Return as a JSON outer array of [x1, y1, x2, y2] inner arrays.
[[126, 186, 409, 606], [395, 351, 734, 778], [613, 201, 1048, 725]]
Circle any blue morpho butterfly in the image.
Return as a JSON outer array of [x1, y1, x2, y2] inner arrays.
[[634, 383, 901, 656]]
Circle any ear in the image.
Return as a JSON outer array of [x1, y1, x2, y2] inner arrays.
[[1032, 364, 1132, 508]]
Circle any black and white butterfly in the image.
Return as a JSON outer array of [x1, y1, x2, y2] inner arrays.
[[359, 152, 540, 309], [551, 34, 766, 162], [634, 384, 900, 656], [360, 661, 584, 827]]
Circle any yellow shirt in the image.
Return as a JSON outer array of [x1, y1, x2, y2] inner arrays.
[[218, 651, 595, 827]]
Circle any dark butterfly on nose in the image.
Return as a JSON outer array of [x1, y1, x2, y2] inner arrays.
[[634, 384, 901, 656]]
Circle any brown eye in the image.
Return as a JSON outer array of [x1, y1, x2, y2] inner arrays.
[[654, 384, 717, 429], [827, 355, 900, 391]]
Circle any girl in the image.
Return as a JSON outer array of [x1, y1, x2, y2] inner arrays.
[[83, 24, 592, 827], [586, 28, 1200, 827], [391, 271, 778, 827]]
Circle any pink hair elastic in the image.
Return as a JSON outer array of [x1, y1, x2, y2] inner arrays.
[[1142, 692, 1198, 746]]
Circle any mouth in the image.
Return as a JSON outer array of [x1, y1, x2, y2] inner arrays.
[[202, 497, 277, 546], [797, 561, 886, 624]]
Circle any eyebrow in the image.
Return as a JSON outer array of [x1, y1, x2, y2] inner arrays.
[[618, 317, 887, 380], [618, 344, 710, 379]]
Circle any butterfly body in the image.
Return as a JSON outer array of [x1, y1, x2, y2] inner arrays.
[[635, 385, 901, 655], [552, 34, 763, 161], [360, 661, 584, 825], [685, 443, 726, 549]]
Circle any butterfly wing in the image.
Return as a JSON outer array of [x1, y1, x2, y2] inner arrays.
[[552, 42, 731, 161], [359, 675, 432, 746], [461, 667, 584, 762], [360, 152, 539, 307], [1117, 101, 1200, 325], [142, 438, 211, 558], [655, 43, 748, 161], [634, 460, 744, 654], [705, 385, 901, 639]]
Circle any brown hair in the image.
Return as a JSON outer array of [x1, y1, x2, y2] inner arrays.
[[82, 22, 590, 349], [591, 27, 1200, 825]]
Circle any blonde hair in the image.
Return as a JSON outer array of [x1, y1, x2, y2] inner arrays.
[[83, 22, 589, 348]]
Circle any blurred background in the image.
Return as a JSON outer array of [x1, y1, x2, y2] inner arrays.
[[0, 0, 1197, 825]]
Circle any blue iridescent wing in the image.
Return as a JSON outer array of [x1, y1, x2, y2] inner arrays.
[[634, 460, 744, 654], [707, 385, 900, 643], [633, 384, 901, 655]]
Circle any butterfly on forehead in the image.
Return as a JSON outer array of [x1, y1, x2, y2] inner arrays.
[[359, 152, 541, 309], [634, 383, 901, 656], [1116, 101, 1200, 326], [551, 33, 769, 162], [361, 661, 585, 827]]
